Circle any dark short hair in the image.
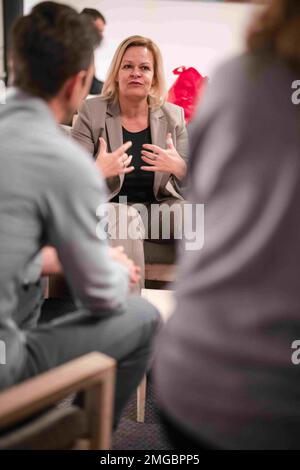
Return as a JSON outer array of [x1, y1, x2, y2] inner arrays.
[[81, 8, 106, 24], [10, 1, 100, 99]]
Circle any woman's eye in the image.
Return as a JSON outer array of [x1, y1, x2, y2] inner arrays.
[[123, 64, 132, 69], [141, 66, 150, 71]]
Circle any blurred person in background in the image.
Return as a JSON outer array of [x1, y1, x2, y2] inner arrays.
[[80, 7, 106, 95], [154, 0, 300, 450]]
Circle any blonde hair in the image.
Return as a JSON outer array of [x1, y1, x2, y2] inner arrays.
[[101, 35, 167, 109]]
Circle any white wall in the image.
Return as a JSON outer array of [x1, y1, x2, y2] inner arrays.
[[24, 0, 260, 86]]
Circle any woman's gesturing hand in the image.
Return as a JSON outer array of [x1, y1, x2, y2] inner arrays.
[[141, 133, 187, 180], [95, 137, 134, 178]]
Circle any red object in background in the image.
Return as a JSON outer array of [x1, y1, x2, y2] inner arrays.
[[167, 66, 208, 123]]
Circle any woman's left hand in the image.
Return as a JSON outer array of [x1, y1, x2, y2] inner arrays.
[[141, 133, 187, 180]]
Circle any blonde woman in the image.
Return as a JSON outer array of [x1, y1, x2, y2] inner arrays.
[[72, 35, 188, 289]]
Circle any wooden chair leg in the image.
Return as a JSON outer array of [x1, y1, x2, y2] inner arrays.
[[136, 375, 147, 423]]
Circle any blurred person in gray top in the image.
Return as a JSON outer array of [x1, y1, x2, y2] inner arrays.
[[154, 0, 300, 449], [0, 1, 160, 426], [80, 8, 106, 95]]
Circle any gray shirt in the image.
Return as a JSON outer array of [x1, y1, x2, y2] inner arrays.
[[0, 89, 128, 386], [155, 54, 300, 449]]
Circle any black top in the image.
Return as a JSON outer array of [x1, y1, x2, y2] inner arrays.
[[111, 126, 155, 203]]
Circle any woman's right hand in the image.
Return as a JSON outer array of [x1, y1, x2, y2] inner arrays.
[[95, 137, 134, 178]]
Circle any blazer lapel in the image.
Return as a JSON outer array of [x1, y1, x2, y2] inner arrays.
[[105, 103, 169, 199], [106, 101, 125, 187], [150, 107, 168, 198]]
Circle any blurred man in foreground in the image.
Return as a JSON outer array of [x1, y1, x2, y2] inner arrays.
[[0, 1, 160, 426]]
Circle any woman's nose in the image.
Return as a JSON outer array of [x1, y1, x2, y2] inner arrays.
[[130, 68, 141, 77]]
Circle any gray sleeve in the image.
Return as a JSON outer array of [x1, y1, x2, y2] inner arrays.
[[21, 252, 43, 285], [71, 101, 96, 156], [40, 146, 129, 315]]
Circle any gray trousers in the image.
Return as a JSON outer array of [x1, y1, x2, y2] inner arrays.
[[6, 294, 160, 426]]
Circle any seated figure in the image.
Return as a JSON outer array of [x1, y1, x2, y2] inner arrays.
[[0, 2, 160, 428], [72, 35, 189, 289]]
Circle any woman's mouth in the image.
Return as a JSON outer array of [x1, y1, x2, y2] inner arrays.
[[129, 81, 143, 86]]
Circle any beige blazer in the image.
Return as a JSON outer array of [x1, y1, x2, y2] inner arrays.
[[71, 97, 188, 201]]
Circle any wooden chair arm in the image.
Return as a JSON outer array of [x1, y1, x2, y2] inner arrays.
[[0, 352, 116, 429]]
